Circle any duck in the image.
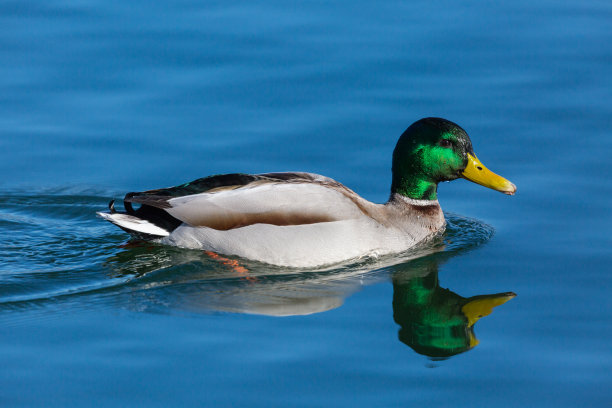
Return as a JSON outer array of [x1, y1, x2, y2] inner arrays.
[[97, 117, 516, 268]]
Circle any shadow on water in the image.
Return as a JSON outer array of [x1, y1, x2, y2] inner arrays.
[[0, 191, 515, 359]]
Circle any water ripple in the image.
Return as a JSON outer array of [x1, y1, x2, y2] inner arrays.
[[0, 190, 494, 313]]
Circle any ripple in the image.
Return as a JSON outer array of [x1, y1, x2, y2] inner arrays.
[[0, 190, 494, 314]]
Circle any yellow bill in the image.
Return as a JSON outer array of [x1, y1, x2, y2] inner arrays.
[[461, 153, 517, 195]]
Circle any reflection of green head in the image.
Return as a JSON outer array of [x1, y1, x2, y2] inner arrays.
[[391, 118, 474, 201], [392, 262, 515, 358]]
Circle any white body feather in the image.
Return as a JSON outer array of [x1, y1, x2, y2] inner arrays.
[[164, 218, 417, 268]]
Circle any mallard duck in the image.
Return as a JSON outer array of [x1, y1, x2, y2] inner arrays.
[[98, 118, 516, 267]]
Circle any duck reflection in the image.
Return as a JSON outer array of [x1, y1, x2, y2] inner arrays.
[[105, 241, 514, 358], [105, 243, 378, 316], [391, 257, 515, 358]]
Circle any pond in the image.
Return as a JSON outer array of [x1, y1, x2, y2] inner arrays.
[[1, 0, 611, 406]]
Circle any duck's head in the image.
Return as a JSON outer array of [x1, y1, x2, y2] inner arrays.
[[391, 118, 516, 200]]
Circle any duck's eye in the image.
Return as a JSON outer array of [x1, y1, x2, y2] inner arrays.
[[438, 139, 452, 148]]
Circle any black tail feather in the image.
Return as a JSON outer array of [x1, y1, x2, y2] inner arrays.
[[124, 192, 137, 214], [122, 192, 182, 233]]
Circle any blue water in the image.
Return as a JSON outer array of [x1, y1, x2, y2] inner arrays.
[[1, 0, 611, 406]]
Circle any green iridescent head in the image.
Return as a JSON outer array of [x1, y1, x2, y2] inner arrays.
[[391, 118, 516, 200]]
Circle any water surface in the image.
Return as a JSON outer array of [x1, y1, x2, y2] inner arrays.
[[1, 0, 611, 406]]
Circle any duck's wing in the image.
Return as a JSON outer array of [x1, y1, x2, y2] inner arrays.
[[124, 172, 373, 231]]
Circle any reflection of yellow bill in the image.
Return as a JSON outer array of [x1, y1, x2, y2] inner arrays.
[[462, 292, 517, 327], [462, 153, 517, 195]]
